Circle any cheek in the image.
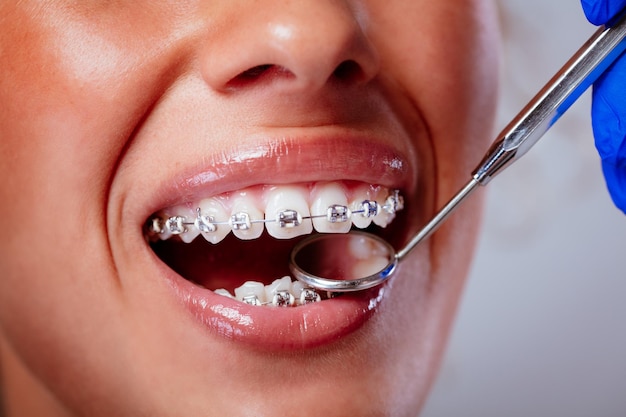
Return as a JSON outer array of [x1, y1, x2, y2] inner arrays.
[[429, 5, 500, 192], [0, 1, 178, 223], [365, 0, 499, 260], [360, 0, 499, 398], [0, 8, 139, 406], [0, 1, 178, 310], [0, 96, 128, 407], [0, 17, 125, 227], [367, 0, 500, 188]]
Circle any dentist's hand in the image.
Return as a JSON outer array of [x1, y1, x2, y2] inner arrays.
[[581, 0, 626, 213]]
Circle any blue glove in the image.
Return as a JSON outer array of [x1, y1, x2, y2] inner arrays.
[[581, 0, 626, 214]]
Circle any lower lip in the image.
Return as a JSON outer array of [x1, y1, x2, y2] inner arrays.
[[158, 257, 386, 350]]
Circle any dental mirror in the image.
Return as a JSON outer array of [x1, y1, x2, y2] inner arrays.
[[290, 10, 626, 293]]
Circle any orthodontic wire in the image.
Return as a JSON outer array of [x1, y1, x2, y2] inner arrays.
[[148, 190, 404, 236]]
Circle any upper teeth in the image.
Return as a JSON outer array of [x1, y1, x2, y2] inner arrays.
[[146, 182, 404, 243]]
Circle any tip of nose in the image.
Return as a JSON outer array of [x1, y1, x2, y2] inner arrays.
[[200, 4, 380, 95]]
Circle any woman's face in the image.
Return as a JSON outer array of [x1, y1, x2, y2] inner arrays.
[[0, 1, 498, 416]]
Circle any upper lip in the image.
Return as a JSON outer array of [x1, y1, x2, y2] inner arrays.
[[135, 128, 419, 226]]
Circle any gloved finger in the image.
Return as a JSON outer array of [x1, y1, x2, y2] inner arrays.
[[591, 56, 626, 213], [581, 0, 626, 25]]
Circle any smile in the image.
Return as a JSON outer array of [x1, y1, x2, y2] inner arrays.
[[145, 181, 404, 307], [128, 135, 419, 349]]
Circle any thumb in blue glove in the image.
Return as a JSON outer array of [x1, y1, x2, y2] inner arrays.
[[581, 0, 626, 24], [581, 0, 626, 214]]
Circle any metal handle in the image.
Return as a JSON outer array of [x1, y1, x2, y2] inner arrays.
[[473, 12, 626, 184], [396, 12, 626, 261]]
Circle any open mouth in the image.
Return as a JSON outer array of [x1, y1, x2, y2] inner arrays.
[[145, 180, 404, 307]]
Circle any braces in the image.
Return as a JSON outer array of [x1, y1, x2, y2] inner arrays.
[[239, 288, 324, 307], [248, 288, 339, 307], [147, 190, 404, 237]]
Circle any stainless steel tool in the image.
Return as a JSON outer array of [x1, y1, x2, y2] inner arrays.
[[290, 12, 626, 292]]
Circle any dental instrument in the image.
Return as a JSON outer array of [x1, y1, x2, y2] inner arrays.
[[289, 10, 626, 293]]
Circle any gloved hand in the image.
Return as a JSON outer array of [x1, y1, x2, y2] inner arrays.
[[581, 0, 626, 214]]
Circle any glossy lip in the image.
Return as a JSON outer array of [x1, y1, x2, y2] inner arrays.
[[158, 254, 390, 349], [135, 133, 419, 350], [139, 130, 417, 219]]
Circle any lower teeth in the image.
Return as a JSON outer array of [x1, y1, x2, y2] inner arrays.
[[215, 276, 328, 307]]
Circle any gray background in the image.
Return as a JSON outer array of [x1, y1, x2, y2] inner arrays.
[[422, 1, 626, 416]]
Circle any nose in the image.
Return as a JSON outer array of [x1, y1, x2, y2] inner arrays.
[[199, 1, 379, 94]]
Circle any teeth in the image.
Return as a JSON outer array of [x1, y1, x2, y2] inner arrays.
[[146, 182, 403, 242], [291, 281, 307, 298], [230, 192, 264, 240], [264, 276, 292, 302], [311, 182, 351, 233], [385, 190, 405, 214], [349, 183, 378, 229], [151, 215, 172, 241], [166, 216, 186, 235], [348, 232, 392, 278], [214, 277, 323, 307], [372, 188, 396, 228], [148, 217, 165, 235], [352, 256, 391, 279], [234, 281, 266, 305], [264, 186, 313, 239], [174, 206, 201, 243], [214, 288, 235, 299], [299, 288, 322, 305], [348, 233, 390, 260], [157, 206, 200, 243], [197, 198, 231, 244], [194, 207, 217, 234], [271, 290, 295, 307]]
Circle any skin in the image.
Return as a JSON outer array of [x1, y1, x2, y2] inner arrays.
[[0, 1, 499, 416]]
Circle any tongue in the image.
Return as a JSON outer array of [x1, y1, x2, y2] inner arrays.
[[151, 233, 303, 291]]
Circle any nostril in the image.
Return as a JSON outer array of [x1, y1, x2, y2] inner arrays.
[[332, 60, 363, 82], [239, 64, 274, 80], [225, 64, 295, 90], [223, 60, 365, 91]]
